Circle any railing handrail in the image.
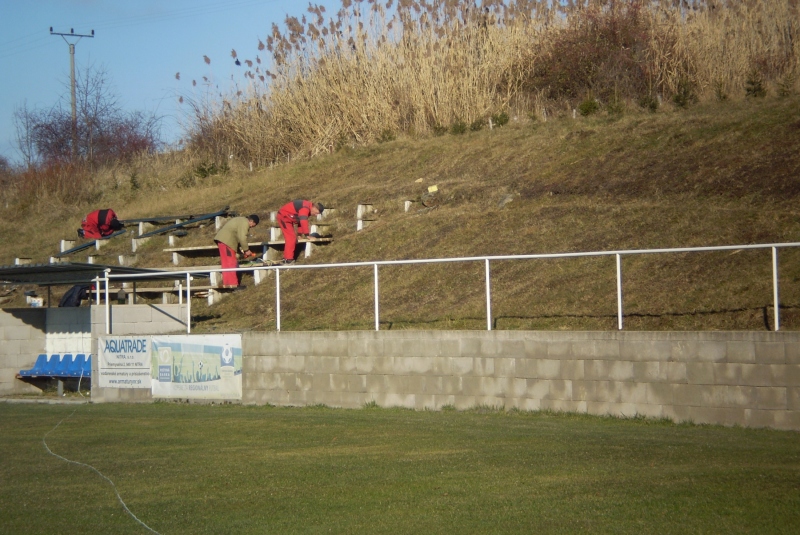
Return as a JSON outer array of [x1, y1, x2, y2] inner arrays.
[[102, 241, 800, 334]]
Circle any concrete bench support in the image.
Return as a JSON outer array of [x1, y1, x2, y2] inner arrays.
[[357, 203, 376, 231], [132, 237, 150, 252]]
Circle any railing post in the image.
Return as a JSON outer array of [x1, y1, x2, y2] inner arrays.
[[275, 268, 281, 332], [186, 273, 191, 334], [485, 259, 492, 331], [104, 269, 111, 334], [772, 247, 780, 331], [374, 263, 380, 331], [616, 254, 623, 330]]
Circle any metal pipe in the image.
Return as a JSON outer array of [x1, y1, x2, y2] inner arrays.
[[101, 241, 800, 280], [276, 268, 281, 332], [485, 259, 492, 331], [104, 270, 110, 334], [773, 247, 780, 331], [186, 273, 191, 333], [616, 254, 623, 330], [374, 263, 380, 331]]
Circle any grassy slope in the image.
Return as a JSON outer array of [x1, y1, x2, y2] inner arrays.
[[2, 96, 800, 331]]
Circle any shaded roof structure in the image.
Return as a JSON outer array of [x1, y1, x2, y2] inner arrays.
[[0, 262, 205, 287]]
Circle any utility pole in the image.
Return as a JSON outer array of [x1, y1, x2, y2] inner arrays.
[[50, 27, 94, 161]]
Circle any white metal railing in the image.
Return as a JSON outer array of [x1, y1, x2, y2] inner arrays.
[[102, 242, 800, 335]]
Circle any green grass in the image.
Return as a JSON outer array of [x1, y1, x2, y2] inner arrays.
[[1, 402, 798, 534]]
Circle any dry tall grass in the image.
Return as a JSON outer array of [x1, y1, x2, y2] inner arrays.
[[181, 0, 798, 167]]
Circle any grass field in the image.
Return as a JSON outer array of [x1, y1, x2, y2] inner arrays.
[[1, 401, 798, 534]]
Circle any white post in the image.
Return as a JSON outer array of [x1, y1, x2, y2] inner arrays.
[[616, 254, 623, 330], [104, 270, 111, 334], [772, 247, 780, 331], [374, 264, 380, 331], [485, 259, 492, 331], [186, 273, 191, 334], [275, 268, 281, 331]]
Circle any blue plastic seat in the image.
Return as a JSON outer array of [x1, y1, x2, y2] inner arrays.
[[71, 354, 90, 378], [52, 354, 74, 378], [18, 354, 49, 377], [80, 355, 92, 378], [41, 354, 64, 376]]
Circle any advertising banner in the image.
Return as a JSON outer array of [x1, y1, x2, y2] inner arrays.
[[150, 334, 242, 400], [97, 336, 152, 389]]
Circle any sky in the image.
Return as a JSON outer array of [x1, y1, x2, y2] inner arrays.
[[0, 0, 341, 165]]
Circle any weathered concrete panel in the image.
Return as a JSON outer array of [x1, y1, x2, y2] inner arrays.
[[755, 342, 786, 364], [726, 341, 756, 363], [686, 362, 715, 385]]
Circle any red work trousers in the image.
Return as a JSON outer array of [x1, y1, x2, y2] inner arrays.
[[217, 241, 240, 286], [278, 218, 298, 261]]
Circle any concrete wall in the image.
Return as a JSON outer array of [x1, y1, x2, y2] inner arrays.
[[1, 304, 187, 396], [0, 309, 47, 395], [7, 323, 800, 430], [242, 330, 800, 430]]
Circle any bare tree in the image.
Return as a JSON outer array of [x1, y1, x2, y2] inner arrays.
[[13, 102, 38, 168], [13, 63, 162, 166]]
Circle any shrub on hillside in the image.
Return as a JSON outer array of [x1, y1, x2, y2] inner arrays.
[[450, 121, 468, 135], [672, 77, 697, 108], [491, 111, 509, 127], [638, 94, 659, 112], [470, 119, 484, 132], [745, 69, 767, 98], [778, 71, 797, 97], [578, 98, 600, 117], [527, 0, 652, 107]]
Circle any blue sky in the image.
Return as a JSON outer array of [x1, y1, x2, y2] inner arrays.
[[0, 0, 341, 164]]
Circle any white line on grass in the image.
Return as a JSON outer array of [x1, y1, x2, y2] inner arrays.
[[42, 375, 161, 535]]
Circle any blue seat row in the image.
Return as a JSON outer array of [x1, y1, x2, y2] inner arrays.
[[18, 354, 92, 379]]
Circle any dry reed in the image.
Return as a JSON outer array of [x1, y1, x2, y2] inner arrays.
[[182, 0, 798, 165]]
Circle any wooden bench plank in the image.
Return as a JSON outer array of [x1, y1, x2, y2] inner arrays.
[[164, 237, 333, 265]]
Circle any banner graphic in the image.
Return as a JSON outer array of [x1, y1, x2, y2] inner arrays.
[[150, 334, 242, 400]]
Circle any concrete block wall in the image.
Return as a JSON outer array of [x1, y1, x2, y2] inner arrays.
[[242, 330, 800, 430], [0, 309, 47, 395], [91, 303, 189, 336]]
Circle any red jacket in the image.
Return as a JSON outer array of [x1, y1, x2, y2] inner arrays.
[[81, 209, 118, 239], [277, 200, 314, 235]]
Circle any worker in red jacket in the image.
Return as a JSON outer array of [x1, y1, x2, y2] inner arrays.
[[276, 200, 324, 264], [79, 209, 123, 239]]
